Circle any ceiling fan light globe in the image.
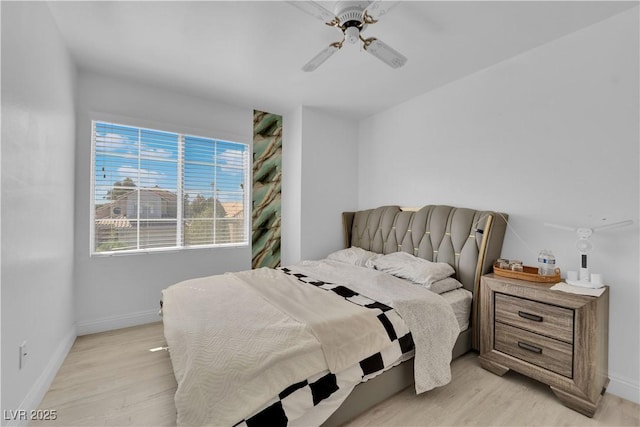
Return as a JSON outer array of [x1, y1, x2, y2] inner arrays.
[[345, 26, 360, 44]]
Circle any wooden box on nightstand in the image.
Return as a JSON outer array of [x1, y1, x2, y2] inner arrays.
[[478, 274, 609, 417]]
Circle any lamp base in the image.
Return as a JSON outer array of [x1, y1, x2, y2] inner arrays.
[[566, 279, 605, 289]]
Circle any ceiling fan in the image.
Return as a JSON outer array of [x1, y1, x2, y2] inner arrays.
[[288, 1, 407, 72]]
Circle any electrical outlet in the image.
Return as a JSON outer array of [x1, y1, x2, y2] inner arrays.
[[19, 342, 27, 369]]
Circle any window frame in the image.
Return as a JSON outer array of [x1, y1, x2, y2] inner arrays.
[[89, 115, 251, 256]]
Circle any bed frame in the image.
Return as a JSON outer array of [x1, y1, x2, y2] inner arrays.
[[322, 205, 508, 426]]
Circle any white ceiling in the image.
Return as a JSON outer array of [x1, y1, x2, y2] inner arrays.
[[47, 1, 637, 120]]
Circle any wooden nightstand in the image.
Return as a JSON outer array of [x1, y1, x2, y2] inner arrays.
[[478, 274, 609, 417]]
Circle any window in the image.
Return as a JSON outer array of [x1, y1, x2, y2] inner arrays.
[[92, 121, 249, 254]]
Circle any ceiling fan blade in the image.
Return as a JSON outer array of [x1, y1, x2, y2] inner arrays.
[[363, 38, 407, 69], [364, 1, 400, 20], [302, 44, 340, 72], [287, 1, 337, 24]]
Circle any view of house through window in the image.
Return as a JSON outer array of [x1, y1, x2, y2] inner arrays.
[[92, 121, 248, 254]]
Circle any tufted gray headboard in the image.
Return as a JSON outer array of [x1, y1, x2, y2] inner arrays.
[[342, 205, 508, 349]]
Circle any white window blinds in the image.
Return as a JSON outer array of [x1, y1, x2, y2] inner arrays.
[[92, 121, 248, 254]]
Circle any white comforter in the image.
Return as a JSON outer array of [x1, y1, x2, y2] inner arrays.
[[162, 260, 460, 426], [234, 267, 392, 373]]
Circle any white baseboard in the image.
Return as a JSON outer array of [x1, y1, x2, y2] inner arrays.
[[5, 326, 76, 427], [607, 374, 640, 404], [76, 309, 161, 336]]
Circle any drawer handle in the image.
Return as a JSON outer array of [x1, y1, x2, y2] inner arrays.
[[518, 341, 543, 354], [518, 311, 543, 322]]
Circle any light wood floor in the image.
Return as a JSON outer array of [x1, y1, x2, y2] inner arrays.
[[33, 322, 639, 427]]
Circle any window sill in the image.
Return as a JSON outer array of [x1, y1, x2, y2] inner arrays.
[[90, 242, 249, 257]]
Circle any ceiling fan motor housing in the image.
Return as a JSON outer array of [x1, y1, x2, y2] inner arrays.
[[334, 1, 371, 43], [335, 2, 368, 22]]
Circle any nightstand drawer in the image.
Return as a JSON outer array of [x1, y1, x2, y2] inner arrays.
[[495, 293, 574, 343], [495, 322, 573, 378]]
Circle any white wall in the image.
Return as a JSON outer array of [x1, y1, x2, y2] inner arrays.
[[358, 8, 639, 403], [281, 106, 303, 265], [299, 108, 359, 261], [1, 2, 77, 423], [74, 71, 253, 334], [282, 106, 359, 264]]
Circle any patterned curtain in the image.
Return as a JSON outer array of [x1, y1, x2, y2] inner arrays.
[[252, 111, 282, 268]]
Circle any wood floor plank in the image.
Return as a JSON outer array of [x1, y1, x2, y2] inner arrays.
[[30, 322, 177, 427], [31, 322, 640, 426]]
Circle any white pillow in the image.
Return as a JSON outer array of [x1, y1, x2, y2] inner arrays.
[[326, 247, 381, 267], [370, 252, 455, 289], [428, 277, 463, 294]]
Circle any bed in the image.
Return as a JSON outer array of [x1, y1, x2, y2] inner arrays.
[[162, 205, 508, 426]]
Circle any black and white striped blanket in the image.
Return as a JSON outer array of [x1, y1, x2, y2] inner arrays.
[[235, 266, 414, 427]]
